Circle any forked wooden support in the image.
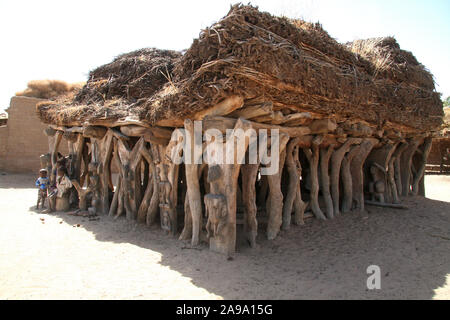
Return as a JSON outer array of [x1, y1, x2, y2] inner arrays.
[[411, 137, 432, 196], [303, 135, 326, 220], [350, 138, 378, 212], [330, 138, 362, 215]]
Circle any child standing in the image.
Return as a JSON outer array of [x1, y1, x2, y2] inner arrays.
[[35, 169, 49, 210]]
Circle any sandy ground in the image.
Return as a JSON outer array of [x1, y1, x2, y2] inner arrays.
[[0, 173, 449, 300]]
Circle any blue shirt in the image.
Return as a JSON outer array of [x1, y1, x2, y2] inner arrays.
[[36, 177, 49, 190]]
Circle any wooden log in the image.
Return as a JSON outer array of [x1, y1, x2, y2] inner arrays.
[[266, 135, 289, 240], [66, 133, 85, 183], [293, 179, 307, 226], [365, 201, 408, 210], [80, 142, 90, 188], [309, 119, 337, 134], [241, 164, 259, 247], [282, 138, 301, 230], [411, 137, 432, 196], [193, 96, 244, 120], [342, 121, 375, 137], [111, 128, 130, 141], [205, 118, 252, 256], [330, 138, 362, 215], [366, 142, 398, 203], [393, 142, 408, 197], [108, 174, 121, 217], [139, 146, 160, 226], [387, 147, 400, 204], [252, 111, 285, 124], [400, 138, 424, 196], [303, 136, 327, 220], [282, 112, 313, 126], [350, 138, 378, 212], [203, 116, 311, 137], [153, 142, 180, 235], [71, 180, 91, 211], [181, 119, 204, 246], [46, 129, 63, 185], [83, 126, 107, 139], [320, 145, 335, 219], [137, 168, 153, 224], [89, 130, 114, 215], [100, 131, 114, 215], [341, 145, 361, 213], [120, 125, 173, 140], [112, 137, 145, 220], [228, 102, 273, 120]]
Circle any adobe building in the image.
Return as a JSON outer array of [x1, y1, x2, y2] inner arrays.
[[0, 96, 68, 173]]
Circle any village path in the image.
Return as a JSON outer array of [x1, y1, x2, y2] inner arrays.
[[0, 173, 449, 300]]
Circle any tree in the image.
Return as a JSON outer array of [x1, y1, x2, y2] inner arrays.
[[443, 96, 450, 108]]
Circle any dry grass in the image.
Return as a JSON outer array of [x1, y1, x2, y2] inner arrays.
[[16, 80, 85, 100], [36, 4, 443, 132]]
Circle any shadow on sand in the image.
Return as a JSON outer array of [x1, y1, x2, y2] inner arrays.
[[47, 198, 450, 299], [3, 172, 450, 299]]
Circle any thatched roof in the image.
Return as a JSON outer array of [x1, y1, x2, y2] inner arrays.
[[37, 4, 443, 132]]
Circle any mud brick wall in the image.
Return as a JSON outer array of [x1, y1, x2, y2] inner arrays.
[[0, 96, 68, 173]]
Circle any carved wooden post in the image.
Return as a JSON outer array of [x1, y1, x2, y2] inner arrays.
[[341, 144, 361, 213], [241, 164, 259, 247], [411, 137, 432, 196], [139, 145, 160, 226], [153, 141, 180, 236], [330, 138, 362, 215], [303, 135, 326, 220], [366, 142, 397, 204], [66, 132, 85, 182], [350, 138, 378, 212], [181, 119, 204, 246], [400, 137, 424, 197], [393, 142, 408, 197], [282, 138, 301, 230], [387, 146, 400, 204], [205, 118, 252, 256], [266, 134, 289, 240], [44, 127, 63, 185], [111, 137, 144, 220], [292, 145, 307, 226], [320, 145, 335, 219]]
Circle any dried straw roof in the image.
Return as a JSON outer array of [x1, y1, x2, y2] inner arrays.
[[37, 4, 443, 132]]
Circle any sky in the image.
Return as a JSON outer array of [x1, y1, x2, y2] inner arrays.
[[0, 0, 449, 112]]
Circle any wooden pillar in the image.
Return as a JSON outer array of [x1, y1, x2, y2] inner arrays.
[[241, 164, 259, 247], [205, 119, 252, 256], [138, 144, 160, 226], [393, 142, 408, 198], [341, 144, 360, 213], [320, 145, 335, 219], [266, 134, 289, 240], [400, 138, 424, 197], [330, 138, 362, 215], [303, 135, 326, 220], [350, 138, 378, 212], [181, 119, 204, 246], [411, 137, 432, 196], [45, 127, 63, 185]]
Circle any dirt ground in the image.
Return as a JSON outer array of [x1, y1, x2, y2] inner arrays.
[[0, 173, 449, 300]]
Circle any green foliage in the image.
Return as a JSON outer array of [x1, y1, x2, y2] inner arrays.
[[443, 96, 450, 108]]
